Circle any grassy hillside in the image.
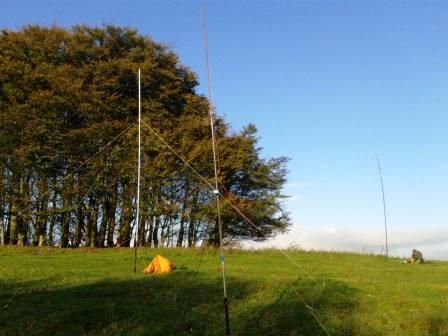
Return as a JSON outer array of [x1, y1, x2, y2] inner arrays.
[[0, 247, 447, 336]]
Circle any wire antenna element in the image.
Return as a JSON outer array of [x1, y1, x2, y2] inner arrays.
[[375, 153, 389, 257], [134, 69, 142, 273], [200, 2, 231, 334]]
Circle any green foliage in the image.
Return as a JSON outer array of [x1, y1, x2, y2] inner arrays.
[[1, 247, 447, 335], [0, 25, 290, 247]]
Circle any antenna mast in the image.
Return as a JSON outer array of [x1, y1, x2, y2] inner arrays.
[[375, 153, 389, 257], [134, 69, 142, 273], [201, 2, 230, 334]]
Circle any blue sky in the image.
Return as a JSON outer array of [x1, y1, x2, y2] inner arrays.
[[2, 0, 448, 258]]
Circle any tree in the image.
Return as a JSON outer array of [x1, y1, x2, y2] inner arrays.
[[0, 25, 290, 247]]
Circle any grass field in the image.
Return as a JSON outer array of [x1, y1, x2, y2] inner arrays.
[[0, 247, 447, 336]]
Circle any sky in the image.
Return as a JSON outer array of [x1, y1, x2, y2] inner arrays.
[[1, 0, 448, 259]]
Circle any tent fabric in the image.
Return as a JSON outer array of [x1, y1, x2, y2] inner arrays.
[[143, 255, 174, 274]]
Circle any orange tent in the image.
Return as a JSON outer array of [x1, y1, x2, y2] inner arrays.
[[143, 255, 174, 274]]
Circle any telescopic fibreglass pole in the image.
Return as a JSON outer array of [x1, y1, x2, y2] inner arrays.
[[375, 153, 389, 257], [200, 2, 230, 335], [134, 69, 142, 273]]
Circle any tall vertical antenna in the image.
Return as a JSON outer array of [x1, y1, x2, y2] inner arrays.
[[200, 2, 230, 334], [134, 69, 142, 273], [375, 153, 389, 257]]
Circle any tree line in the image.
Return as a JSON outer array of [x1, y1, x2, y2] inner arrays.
[[0, 25, 290, 248]]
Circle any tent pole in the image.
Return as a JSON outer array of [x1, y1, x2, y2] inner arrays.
[[201, 2, 230, 334], [134, 69, 142, 273]]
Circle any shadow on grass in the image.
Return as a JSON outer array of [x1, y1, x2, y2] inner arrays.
[[420, 313, 448, 336], [1, 271, 227, 336], [238, 278, 369, 336], [0, 272, 392, 336]]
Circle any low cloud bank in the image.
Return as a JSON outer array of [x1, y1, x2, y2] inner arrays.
[[243, 226, 448, 260]]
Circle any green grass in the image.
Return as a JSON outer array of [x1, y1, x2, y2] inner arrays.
[[1, 247, 447, 336]]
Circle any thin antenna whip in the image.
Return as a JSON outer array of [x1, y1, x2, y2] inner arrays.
[[200, 2, 231, 334], [375, 153, 389, 257], [134, 69, 142, 273]]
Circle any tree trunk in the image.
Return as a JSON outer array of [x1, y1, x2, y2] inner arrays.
[[60, 211, 70, 248], [117, 182, 133, 247], [98, 198, 108, 248], [152, 216, 159, 248], [146, 215, 154, 247], [0, 168, 4, 246], [9, 202, 17, 245], [35, 177, 48, 246], [85, 194, 96, 247], [4, 210, 10, 245], [9, 172, 22, 245], [60, 179, 72, 248], [207, 216, 220, 248], [0, 172, 5, 246], [74, 203, 84, 247], [138, 215, 146, 246], [0, 216, 4, 246], [176, 198, 188, 248], [47, 185, 58, 247], [18, 176, 32, 246], [160, 218, 166, 247], [187, 194, 199, 248], [187, 216, 196, 248], [106, 184, 117, 247]]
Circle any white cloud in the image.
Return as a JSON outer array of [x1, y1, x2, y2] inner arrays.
[[283, 182, 309, 189], [287, 194, 303, 201], [243, 226, 448, 260]]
